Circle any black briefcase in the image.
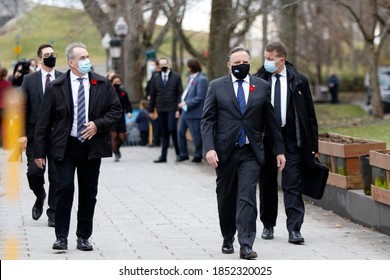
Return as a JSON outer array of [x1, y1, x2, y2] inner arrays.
[[301, 158, 329, 199]]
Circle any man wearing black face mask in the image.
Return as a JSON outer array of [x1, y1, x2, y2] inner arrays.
[[201, 47, 285, 259], [148, 57, 183, 163], [20, 44, 63, 227]]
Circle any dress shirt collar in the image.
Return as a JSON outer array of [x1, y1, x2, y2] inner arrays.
[[41, 68, 55, 79], [70, 71, 88, 82], [274, 67, 287, 78], [230, 73, 250, 84]]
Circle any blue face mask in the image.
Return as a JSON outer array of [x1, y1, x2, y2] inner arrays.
[[264, 58, 280, 73], [77, 58, 91, 74]]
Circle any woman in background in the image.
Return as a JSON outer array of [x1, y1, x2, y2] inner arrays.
[[110, 74, 133, 162]]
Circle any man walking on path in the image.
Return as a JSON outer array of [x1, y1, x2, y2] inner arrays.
[[20, 44, 63, 227], [34, 42, 122, 251], [201, 47, 285, 259]]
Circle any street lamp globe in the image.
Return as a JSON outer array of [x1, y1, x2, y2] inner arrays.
[[101, 33, 111, 50], [114, 17, 128, 37]]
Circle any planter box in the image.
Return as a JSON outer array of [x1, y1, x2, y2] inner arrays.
[[319, 133, 386, 189], [369, 150, 390, 206]]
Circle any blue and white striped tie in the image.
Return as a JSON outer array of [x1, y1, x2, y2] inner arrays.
[[77, 78, 86, 142]]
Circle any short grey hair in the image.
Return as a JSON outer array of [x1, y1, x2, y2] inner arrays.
[[65, 42, 87, 60], [227, 47, 251, 61]]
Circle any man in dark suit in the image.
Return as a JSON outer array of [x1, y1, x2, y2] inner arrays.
[[201, 47, 285, 259], [148, 57, 183, 163], [177, 58, 207, 163], [20, 44, 63, 227], [34, 42, 122, 251], [255, 41, 319, 244]]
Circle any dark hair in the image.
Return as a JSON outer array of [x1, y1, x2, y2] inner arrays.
[[0, 67, 8, 79], [37, 44, 53, 58], [227, 47, 251, 61], [265, 42, 287, 58], [187, 58, 202, 73], [110, 74, 122, 84]]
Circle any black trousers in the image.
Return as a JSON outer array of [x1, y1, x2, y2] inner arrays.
[[259, 138, 305, 232], [158, 111, 179, 159], [54, 137, 101, 240], [26, 142, 58, 219], [216, 145, 260, 248]]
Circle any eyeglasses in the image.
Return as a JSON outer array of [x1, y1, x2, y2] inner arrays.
[[41, 52, 57, 58]]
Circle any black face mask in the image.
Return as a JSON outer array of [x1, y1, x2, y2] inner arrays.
[[43, 56, 56, 68], [113, 84, 121, 90], [231, 64, 250, 80], [161, 67, 168, 73]]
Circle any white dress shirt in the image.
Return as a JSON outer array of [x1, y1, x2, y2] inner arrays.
[[231, 74, 250, 143], [231, 74, 250, 104], [41, 69, 55, 94], [70, 71, 90, 137], [271, 67, 288, 127]]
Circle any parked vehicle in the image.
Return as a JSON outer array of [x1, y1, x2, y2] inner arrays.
[[365, 67, 390, 112]]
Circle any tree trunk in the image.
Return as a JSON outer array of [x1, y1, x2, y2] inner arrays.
[[367, 42, 383, 118], [207, 0, 233, 81], [280, 0, 297, 63]]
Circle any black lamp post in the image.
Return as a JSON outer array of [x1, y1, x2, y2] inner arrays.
[[113, 17, 128, 79], [109, 36, 121, 75]]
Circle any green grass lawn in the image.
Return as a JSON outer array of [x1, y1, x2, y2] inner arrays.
[[316, 103, 390, 147]]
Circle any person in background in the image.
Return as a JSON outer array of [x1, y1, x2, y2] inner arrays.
[[148, 57, 183, 163], [33, 42, 122, 251], [201, 47, 285, 259], [20, 44, 63, 227], [145, 60, 161, 147], [255, 41, 319, 244], [11, 59, 31, 87], [177, 58, 207, 163], [327, 73, 339, 104], [0, 67, 12, 147], [110, 74, 133, 162], [135, 99, 150, 146], [28, 58, 38, 72]]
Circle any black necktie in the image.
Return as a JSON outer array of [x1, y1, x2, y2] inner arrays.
[[77, 78, 86, 142], [274, 74, 282, 127], [162, 74, 167, 87], [45, 73, 51, 92], [236, 80, 246, 146]]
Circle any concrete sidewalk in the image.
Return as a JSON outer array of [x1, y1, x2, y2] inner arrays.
[[1, 145, 390, 260]]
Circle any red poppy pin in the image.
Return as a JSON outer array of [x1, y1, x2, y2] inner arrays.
[[250, 85, 255, 92], [191, 81, 195, 86], [91, 79, 97, 85], [121, 91, 125, 96]]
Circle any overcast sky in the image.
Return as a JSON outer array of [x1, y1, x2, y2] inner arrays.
[[31, 0, 211, 32]]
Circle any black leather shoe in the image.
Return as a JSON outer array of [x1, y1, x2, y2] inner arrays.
[[52, 238, 68, 250], [191, 157, 202, 163], [32, 195, 46, 221], [77, 238, 93, 251], [48, 217, 55, 227], [261, 227, 274, 240], [240, 246, 258, 259], [176, 155, 189, 162], [288, 230, 305, 244], [221, 237, 234, 254], [153, 157, 167, 163]]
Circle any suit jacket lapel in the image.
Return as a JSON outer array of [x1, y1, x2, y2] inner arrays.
[[246, 76, 255, 109], [223, 75, 240, 113], [35, 71, 44, 101], [61, 71, 73, 115], [88, 73, 97, 113]]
